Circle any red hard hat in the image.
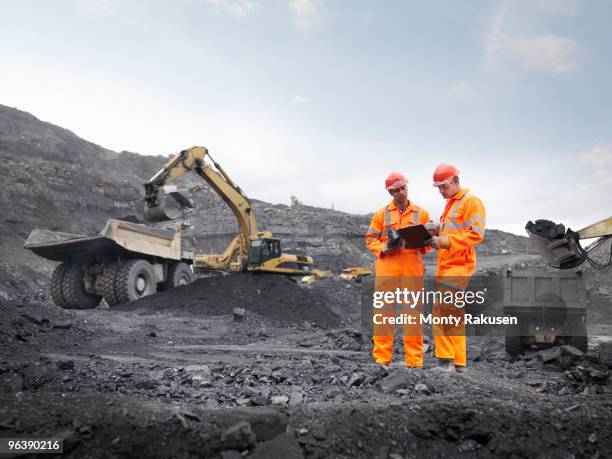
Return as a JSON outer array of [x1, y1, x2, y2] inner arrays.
[[385, 172, 408, 190], [432, 163, 459, 186]]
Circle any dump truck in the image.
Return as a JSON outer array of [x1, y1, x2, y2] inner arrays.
[[503, 266, 587, 356], [24, 219, 194, 309]]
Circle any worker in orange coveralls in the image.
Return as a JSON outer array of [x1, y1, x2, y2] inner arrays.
[[365, 172, 430, 367], [427, 163, 485, 372]]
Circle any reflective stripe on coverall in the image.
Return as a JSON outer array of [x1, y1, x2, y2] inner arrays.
[[365, 201, 430, 367], [434, 188, 486, 367]]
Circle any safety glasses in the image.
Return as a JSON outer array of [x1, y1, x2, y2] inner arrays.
[[432, 177, 455, 187]]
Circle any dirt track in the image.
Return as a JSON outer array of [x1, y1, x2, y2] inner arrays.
[[1, 263, 612, 458]]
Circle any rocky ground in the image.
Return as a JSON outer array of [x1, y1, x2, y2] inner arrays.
[[1, 264, 611, 458]]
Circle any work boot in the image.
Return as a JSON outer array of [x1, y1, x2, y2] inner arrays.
[[454, 365, 466, 373], [375, 361, 391, 371], [431, 358, 454, 372]]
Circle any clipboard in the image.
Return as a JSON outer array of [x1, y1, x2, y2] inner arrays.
[[397, 224, 433, 249]]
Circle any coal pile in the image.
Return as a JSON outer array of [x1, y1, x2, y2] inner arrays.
[[115, 274, 340, 328], [523, 345, 612, 394], [0, 299, 100, 356]]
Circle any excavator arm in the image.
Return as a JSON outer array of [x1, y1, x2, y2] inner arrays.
[[143, 146, 259, 247], [144, 146, 315, 276], [525, 216, 612, 269]]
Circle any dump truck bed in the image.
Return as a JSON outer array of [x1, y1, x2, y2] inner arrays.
[[502, 267, 586, 313], [24, 219, 193, 262], [25, 230, 119, 261]]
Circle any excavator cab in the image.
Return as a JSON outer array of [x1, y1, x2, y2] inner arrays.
[[247, 238, 281, 267], [247, 238, 314, 274]]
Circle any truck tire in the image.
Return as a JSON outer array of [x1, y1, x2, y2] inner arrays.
[[115, 259, 157, 305], [505, 335, 523, 357], [102, 262, 121, 307], [50, 263, 69, 308], [62, 262, 103, 309], [164, 262, 193, 290]]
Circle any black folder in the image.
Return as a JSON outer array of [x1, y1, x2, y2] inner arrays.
[[397, 224, 433, 249]]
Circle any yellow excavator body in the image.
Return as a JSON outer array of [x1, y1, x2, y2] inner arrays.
[[338, 266, 372, 281], [144, 146, 315, 276]]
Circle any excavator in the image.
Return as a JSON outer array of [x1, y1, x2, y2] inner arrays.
[[143, 146, 315, 275], [525, 217, 612, 270]]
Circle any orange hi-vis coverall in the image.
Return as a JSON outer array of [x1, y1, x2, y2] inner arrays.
[[365, 200, 430, 367], [434, 188, 485, 367]]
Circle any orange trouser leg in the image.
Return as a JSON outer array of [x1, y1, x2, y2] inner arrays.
[[402, 306, 423, 367], [433, 335, 466, 366], [373, 336, 393, 365], [433, 299, 466, 367], [403, 335, 423, 367], [451, 335, 466, 367], [372, 275, 397, 365], [434, 334, 454, 359]]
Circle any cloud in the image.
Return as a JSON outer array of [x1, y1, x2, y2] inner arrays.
[[579, 145, 612, 167], [579, 145, 612, 186], [290, 0, 322, 31], [510, 34, 578, 74], [481, 1, 580, 75], [535, 0, 577, 16], [86, 0, 116, 16], [205, 0, 261, 17], [450, 82, 476, 98], [290, 95, 310, 105], [483, 0, 510, 71]]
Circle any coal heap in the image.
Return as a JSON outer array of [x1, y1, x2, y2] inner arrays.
[[115, 273, 340, 328]]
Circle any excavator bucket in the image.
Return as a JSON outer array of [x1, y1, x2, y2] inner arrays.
[[525, 220, 587, 269], [144, 191, 194, 223]]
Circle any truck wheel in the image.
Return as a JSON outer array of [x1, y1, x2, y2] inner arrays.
[[62, 262, 103, 309], [102, 262, 121, 306], [505, 335, 523, 357], [50, 263, 69, 308], [164, 262, 193, 290], [116, 259, 157, 304]]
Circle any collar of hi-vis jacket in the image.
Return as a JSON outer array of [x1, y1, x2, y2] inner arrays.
[[440, 188, 471, 231], [379, 200, 420, 238]]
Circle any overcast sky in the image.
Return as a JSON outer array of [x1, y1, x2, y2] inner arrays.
[[1, 0, 611, 235]]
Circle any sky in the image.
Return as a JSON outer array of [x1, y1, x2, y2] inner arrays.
[[1, 0, 611, 235]]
